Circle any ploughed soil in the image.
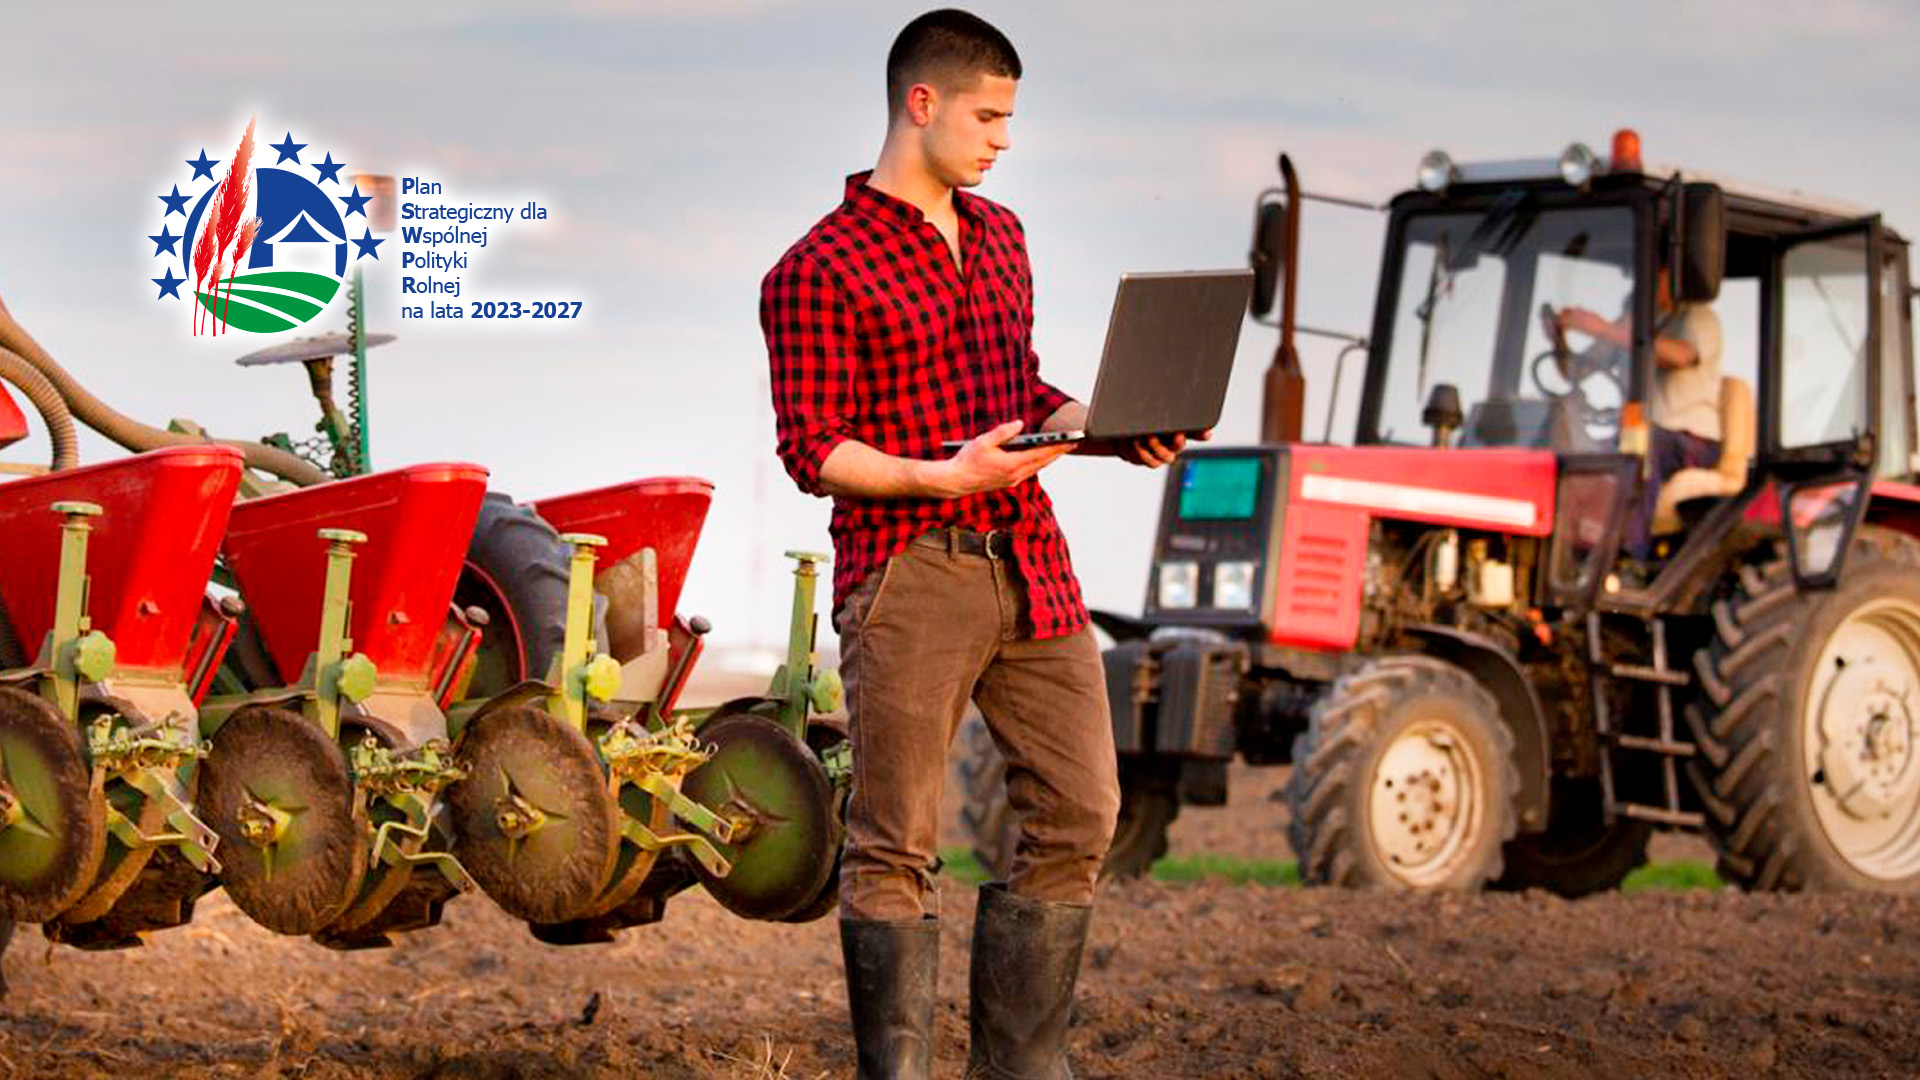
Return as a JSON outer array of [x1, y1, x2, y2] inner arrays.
[[3, 672, 1917, 1079]]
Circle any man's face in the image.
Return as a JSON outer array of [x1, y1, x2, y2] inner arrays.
[[916, 73, 1016, 189]]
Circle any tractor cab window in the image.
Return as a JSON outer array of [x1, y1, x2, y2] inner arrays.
[[1372, 205, 1636, 451], [1778, 230, 1873, 451]]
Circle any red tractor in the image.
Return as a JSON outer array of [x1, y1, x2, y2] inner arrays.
[[966, 131, 1920, 895]]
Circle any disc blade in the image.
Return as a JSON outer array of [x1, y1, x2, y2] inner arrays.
[[0, 687, 105, 922], [681, 714, 835, 921], [447, 705, 619, 924], [199, 706, 366, 936], [57, 749, 174, 924]]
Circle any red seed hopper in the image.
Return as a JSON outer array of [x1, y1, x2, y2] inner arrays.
[[532, 476, 713, 635], [0, 445, 243, 673], [222, 462, 489, 687], [0, 445, 243, 941], [530, 477, 713, 710]]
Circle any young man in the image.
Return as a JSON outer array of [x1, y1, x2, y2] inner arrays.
[[1558, 267, 1724, 558], [759, 10, 1188, 1079]]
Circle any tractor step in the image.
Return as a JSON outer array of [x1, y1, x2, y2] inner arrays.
[[1614, 803, 1705, 828], [1610, 734, 1696, 756], [1608, 663, 1690, 687]]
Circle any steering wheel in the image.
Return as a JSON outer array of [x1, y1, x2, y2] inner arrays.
[[1532, 303, 1627, 432]]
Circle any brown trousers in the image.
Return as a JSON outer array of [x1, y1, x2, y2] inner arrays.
[[835, 531, 1120, 921]]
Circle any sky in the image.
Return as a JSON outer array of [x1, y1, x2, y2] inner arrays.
[[3, 0, 1918, 654]]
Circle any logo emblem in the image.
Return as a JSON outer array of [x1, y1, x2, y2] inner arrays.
[[150, 118, 382, 335]]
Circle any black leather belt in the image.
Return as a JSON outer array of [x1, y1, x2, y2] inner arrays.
[[914, 527, 1011, 560]]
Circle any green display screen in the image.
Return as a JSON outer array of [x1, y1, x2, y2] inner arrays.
[[1178, 458, 1262, 520]]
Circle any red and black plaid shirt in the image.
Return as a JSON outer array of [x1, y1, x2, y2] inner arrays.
[[760, 172, 1087, 639]]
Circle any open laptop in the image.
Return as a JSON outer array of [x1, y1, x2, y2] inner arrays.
[[945, 269, 1254, 452]]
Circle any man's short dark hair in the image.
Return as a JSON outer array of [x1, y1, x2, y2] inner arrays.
[[886, 9, 1021, 115]]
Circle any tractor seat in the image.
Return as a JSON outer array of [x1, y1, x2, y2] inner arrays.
[[1652, 376, 1755, 535]]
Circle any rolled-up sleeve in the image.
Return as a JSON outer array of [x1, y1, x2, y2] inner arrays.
[[761, 253, 857, 497], [1026, 345, 1074, 430]]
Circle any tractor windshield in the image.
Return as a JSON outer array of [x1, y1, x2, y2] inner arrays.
[[1371, 202, 1637, 450]]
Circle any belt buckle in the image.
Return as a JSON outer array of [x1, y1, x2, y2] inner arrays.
[[983, 529, 1007, 560]]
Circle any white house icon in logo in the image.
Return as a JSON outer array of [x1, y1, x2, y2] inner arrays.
[[260, 211, 343, 277]]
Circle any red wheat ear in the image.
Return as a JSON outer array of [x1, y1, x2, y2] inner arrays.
[[220, 216, 262, 333], [213, 255, 233, 333], [208, 117, 257, 334], [190, 201, 219, 335]]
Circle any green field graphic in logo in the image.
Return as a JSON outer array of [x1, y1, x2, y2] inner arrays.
[[194, 271, 341, 334]]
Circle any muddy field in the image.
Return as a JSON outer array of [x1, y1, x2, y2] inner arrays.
[[3, 671, 1918, 1079]]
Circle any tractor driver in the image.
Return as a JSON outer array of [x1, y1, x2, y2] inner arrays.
[[1556, 266, 1723, 560], [759, 10, 1189, 1079]]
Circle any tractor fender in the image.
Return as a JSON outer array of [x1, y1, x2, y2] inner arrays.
[[1402, 624, 1550, 834]]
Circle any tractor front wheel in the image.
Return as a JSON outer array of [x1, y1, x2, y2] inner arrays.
[[1691, 528, 1920, 891], [1285, 655, 1518, 890]]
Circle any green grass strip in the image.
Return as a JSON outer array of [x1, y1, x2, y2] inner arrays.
[[1620, 860, 1723, 893], [940, 847, 1722, 893], [1149, 852, 1301, 886]]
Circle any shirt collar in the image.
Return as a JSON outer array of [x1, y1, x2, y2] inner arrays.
[[843, 170, 981, 230]]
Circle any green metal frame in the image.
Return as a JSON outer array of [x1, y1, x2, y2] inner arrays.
[[20, 501, 223, 878], [767, 551, 841, 739]]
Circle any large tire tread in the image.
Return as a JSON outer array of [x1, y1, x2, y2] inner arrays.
[[461, 492, 607, 695], [1690, 526, 1920, 892]]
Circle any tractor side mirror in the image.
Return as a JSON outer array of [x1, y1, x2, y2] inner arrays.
[[1677, 183, 1726, 303], [1249, 198, 1288, 319], [1781, 474, 1869, 588]]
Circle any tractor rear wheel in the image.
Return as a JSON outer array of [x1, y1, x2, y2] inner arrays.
[[1285, 655, 1518, 890], [1492, 779, 1651, 897], [957, 714, 1180, 881], [1690, 528, 1920, 891], [457, 492, 607, 700]]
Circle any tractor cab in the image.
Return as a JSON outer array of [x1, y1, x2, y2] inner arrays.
[[1353, 134, 1913, 593], [1124, 132, 1916, 637]]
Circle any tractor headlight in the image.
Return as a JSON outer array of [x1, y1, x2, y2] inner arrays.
[[1417, 150, 1456, 193], [1559, 142, 1600, 187], [1158, 561, 1199, 609], [1213, 561, 1256, 610]]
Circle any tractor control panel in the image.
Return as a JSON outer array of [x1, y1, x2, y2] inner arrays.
[[1141, 446, 1286, 633]]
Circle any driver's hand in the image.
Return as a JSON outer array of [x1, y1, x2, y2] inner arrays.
[[931, 420, 1074, 497], [1557, 307, 1609, 336]]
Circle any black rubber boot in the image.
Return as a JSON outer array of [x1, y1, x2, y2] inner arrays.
[[965, 883, 1093, 1080], [840, 917, 938, 1080]]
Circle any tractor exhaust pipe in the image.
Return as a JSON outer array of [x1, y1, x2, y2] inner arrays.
[[0, 293, 327, 486], [1260, 154, 1307, 444]]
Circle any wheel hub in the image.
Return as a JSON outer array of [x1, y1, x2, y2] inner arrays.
[[1816, 635, 1920, 820], [1368, 721, 1480, 886]]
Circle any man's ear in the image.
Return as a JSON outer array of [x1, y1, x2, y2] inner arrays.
[[905, 82, 937, 127]]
